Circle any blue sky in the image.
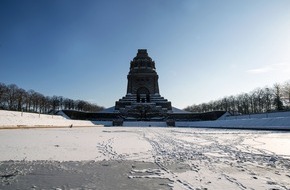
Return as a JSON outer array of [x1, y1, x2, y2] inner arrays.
[[1, 0, 290, 109]]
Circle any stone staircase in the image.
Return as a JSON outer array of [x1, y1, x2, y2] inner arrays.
[[115, 94, 172, 112]]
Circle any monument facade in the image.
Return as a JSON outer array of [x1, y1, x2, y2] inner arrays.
[[115, 49, 172, 121]]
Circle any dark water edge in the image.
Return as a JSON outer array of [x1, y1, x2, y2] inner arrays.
[[0, 160, 171, 190]]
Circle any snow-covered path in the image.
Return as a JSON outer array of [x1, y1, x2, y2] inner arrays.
[[1, 127, 290, 189]]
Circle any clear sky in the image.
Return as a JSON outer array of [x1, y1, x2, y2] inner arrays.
[[1, 0, 290, 109]]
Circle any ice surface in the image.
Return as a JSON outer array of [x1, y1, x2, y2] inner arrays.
[[1, 110, 290, 189], [1, 127, 290, 189]]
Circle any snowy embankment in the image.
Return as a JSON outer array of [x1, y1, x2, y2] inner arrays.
[[176, 111, 290, 130], [0, 110, 102, 128]]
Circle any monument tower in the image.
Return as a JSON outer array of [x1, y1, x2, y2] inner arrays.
[[115, 49, 172, 120]]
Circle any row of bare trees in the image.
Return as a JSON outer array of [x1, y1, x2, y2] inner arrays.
[[185, 81, 290, 115], [0, 83, 104, 113]]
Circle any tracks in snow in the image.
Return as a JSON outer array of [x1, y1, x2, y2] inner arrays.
[[96, 128, 290, 190], [140, 128, 290, 190]]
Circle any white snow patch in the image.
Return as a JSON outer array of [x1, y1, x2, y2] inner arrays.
[[176, 111, 290, 130], [0, 110, 102, 128]]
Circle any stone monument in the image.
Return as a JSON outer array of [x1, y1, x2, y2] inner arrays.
[[60, 49, 227, 126], [115, 49, 172, 121]]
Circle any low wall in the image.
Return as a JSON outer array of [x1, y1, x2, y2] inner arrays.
[[122, 121, 167, 127], [92, 121, 112, 126]]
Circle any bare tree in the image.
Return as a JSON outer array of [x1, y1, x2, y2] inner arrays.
[[0, 83, 8, 109], [7, 84, 19, 110], [15, 88, 27, 111], [228, 95, 236, 113], [0, 82, 104, 113], [63, 98, 75, 110], [255, 88, 265, 113], [282, 81, 290, 109], [221, 97, 229, 111], [51, 96, 60, 112], [273, 83, 284, 111]]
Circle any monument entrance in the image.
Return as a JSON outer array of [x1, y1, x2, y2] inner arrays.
[[137, 87, 150, 103]]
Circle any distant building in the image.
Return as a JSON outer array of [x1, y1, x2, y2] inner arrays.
[[62, 49, 225, 126], [114, 49, 172, 121]]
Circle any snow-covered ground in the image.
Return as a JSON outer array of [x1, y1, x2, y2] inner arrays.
[[220, 111, 290, 120], [176, 111, 290, 130], [1, 110, 290, 130], [1, 127, 290, 190], [0, 110, 102, 128], [1, 110, 290, 189], [176, 117, 290, 130]]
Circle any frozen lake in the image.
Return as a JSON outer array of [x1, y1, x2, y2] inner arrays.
[[1, 127, 290, 189]]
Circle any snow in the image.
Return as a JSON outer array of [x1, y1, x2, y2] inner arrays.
[[243, 133, 290, 156], [1, 110, 290, 189], [1, 127, 290, 189], [176, 117, 290, 130], [97, 108, 290, 129], [0, 110, 102, 128], [176, 111, 290, 130], [220, 111, 290, 120]]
